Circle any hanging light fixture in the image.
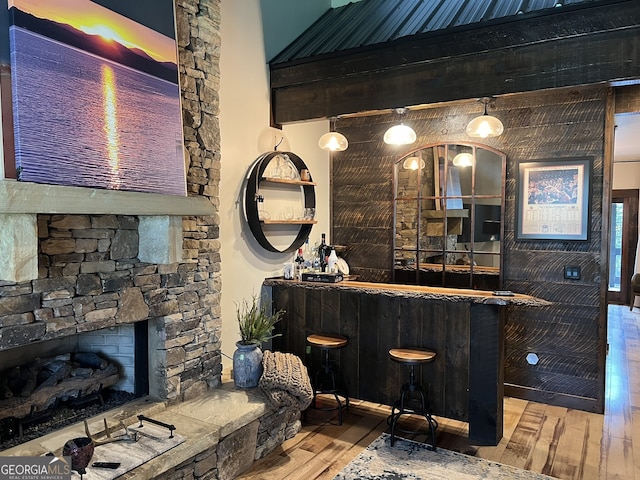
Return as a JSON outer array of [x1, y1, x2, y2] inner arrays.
[[384, 108, 416, 145], [452, 152, 474, 167], [318, 117, 348, 152], [466, 97, 504, 138], [402, 156, 425, 170]]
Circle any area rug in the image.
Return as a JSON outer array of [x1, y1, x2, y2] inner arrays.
[[333, 433, 555, 480]]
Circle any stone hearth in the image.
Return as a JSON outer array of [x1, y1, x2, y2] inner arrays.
[[2, 384, 302, 480]]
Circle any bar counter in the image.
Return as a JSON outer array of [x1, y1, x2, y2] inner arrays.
[[264, 278, 549, 445]]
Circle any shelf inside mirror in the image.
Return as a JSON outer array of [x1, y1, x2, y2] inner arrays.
[[261, 177, 316, 186], [422, 209, 469, 218]]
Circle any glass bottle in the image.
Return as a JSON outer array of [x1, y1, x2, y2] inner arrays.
[[282, 154, 297, 180], [312, 241, 321, 271], [318, 233, 328, 272], [303, 238, 313, 269], [271, 155, 283, 179], [295, 247, 305, 279], [328, 247, 338, 273]]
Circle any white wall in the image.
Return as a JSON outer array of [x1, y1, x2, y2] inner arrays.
[[332, 0, 363, 7], [613, 161, 640, 273], [260, 0, 330, 62], [613, 162, 640, 190], [219, 1, 330, 366]]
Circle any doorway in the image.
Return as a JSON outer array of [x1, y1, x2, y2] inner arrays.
[[608, 189, 639, 304]]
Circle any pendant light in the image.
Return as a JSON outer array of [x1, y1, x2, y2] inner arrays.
[[384, 108, 416, 145], [466, 98, 504, 138], [402, 156, 425, 170], [318, 117, 348, 152], [452, 152, 474, 167]]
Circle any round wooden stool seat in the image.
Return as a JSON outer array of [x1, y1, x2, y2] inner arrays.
[[307, 333, 348, 349], [389, 348, 436, 364]]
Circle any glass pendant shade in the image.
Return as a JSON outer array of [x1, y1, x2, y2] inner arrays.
[[402, 156, 425, 170], [384, 124, 416, 145], [466, 98, 503, 138], [466, 114, 504, 138], [452, 152, 474, 167], [318, 131, 348, 151]]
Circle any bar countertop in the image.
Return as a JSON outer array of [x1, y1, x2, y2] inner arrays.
[[263, 277, 550, 307]]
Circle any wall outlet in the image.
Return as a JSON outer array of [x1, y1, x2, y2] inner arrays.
[[564, 265, 581, 280]]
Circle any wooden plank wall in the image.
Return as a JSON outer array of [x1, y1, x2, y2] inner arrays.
[[331, 84, 608, 412], [270, 284, 473, 422]]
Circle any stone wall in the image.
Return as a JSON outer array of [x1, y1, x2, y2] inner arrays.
[[0, 0, 222, 402], [155, 406, 302, 480]]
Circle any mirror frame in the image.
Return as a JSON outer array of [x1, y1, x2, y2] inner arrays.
[[392, 142, 506, 289]]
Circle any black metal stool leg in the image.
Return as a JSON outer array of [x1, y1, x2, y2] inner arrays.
[[309, 347, 349, 425], [387, 364, 438, 450]]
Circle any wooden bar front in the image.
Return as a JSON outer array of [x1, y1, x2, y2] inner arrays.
[[264, 278, 549, 445]]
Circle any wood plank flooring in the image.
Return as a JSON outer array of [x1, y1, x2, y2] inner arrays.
[[238, 304, 638, 480]]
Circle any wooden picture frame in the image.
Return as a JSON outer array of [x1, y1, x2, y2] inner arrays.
[[516, 157, 591, 241]]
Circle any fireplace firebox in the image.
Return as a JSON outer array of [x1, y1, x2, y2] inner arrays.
[[0, 321, 151, 450]]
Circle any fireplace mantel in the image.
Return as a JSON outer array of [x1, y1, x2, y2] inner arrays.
[[0, 180, 216, 282]]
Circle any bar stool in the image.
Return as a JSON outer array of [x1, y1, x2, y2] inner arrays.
[[306, 333, 350, 425], [387, 347, 438, 450]]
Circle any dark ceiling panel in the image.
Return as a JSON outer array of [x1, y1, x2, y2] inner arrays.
[[270, 0, 600, 65], [396, 0, 443, 38]]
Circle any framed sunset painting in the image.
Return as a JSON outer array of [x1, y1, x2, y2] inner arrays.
[[3, 0, 186, 195]]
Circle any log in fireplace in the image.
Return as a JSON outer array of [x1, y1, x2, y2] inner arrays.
[[0, 323, 149, 450]]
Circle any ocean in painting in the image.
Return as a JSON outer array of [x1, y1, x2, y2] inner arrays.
[[9, 27, 186, 196]]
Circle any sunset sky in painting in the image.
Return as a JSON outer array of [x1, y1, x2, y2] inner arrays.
[[8, 0, 176, 64]]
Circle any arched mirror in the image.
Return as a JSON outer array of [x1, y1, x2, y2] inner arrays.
[[393, 143, 506, 289]]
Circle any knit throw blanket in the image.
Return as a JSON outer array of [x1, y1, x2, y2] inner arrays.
[[259, 350, 313, 410]]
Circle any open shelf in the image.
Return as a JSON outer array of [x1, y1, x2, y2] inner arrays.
[[245, 151, 316, 253], [261, 177, 316, 186], [261, 219, 317, 225]]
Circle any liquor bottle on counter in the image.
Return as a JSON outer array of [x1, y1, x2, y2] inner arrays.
[[303, 238, 313, 269], [295, 248, 305, 279], [327, 247, 338, 273], [318, 233, 328, 272], [312, 241, 321, 271]]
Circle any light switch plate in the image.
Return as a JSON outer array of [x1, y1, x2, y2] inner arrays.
[[564, 265, 581, 280]]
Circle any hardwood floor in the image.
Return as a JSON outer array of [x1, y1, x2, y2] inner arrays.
[[239, 304, 638, 480]]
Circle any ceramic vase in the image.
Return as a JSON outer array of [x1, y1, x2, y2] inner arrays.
[[233, 341, 263, 388]]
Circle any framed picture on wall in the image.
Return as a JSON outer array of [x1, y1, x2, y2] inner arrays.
[[516, 157, 591, 241]]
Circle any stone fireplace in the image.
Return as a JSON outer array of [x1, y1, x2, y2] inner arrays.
[[0, 211, 220, 447], [0, 0, 223, 445]]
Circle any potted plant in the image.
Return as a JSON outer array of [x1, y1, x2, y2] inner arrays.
[[233, 294, 284, 388]]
